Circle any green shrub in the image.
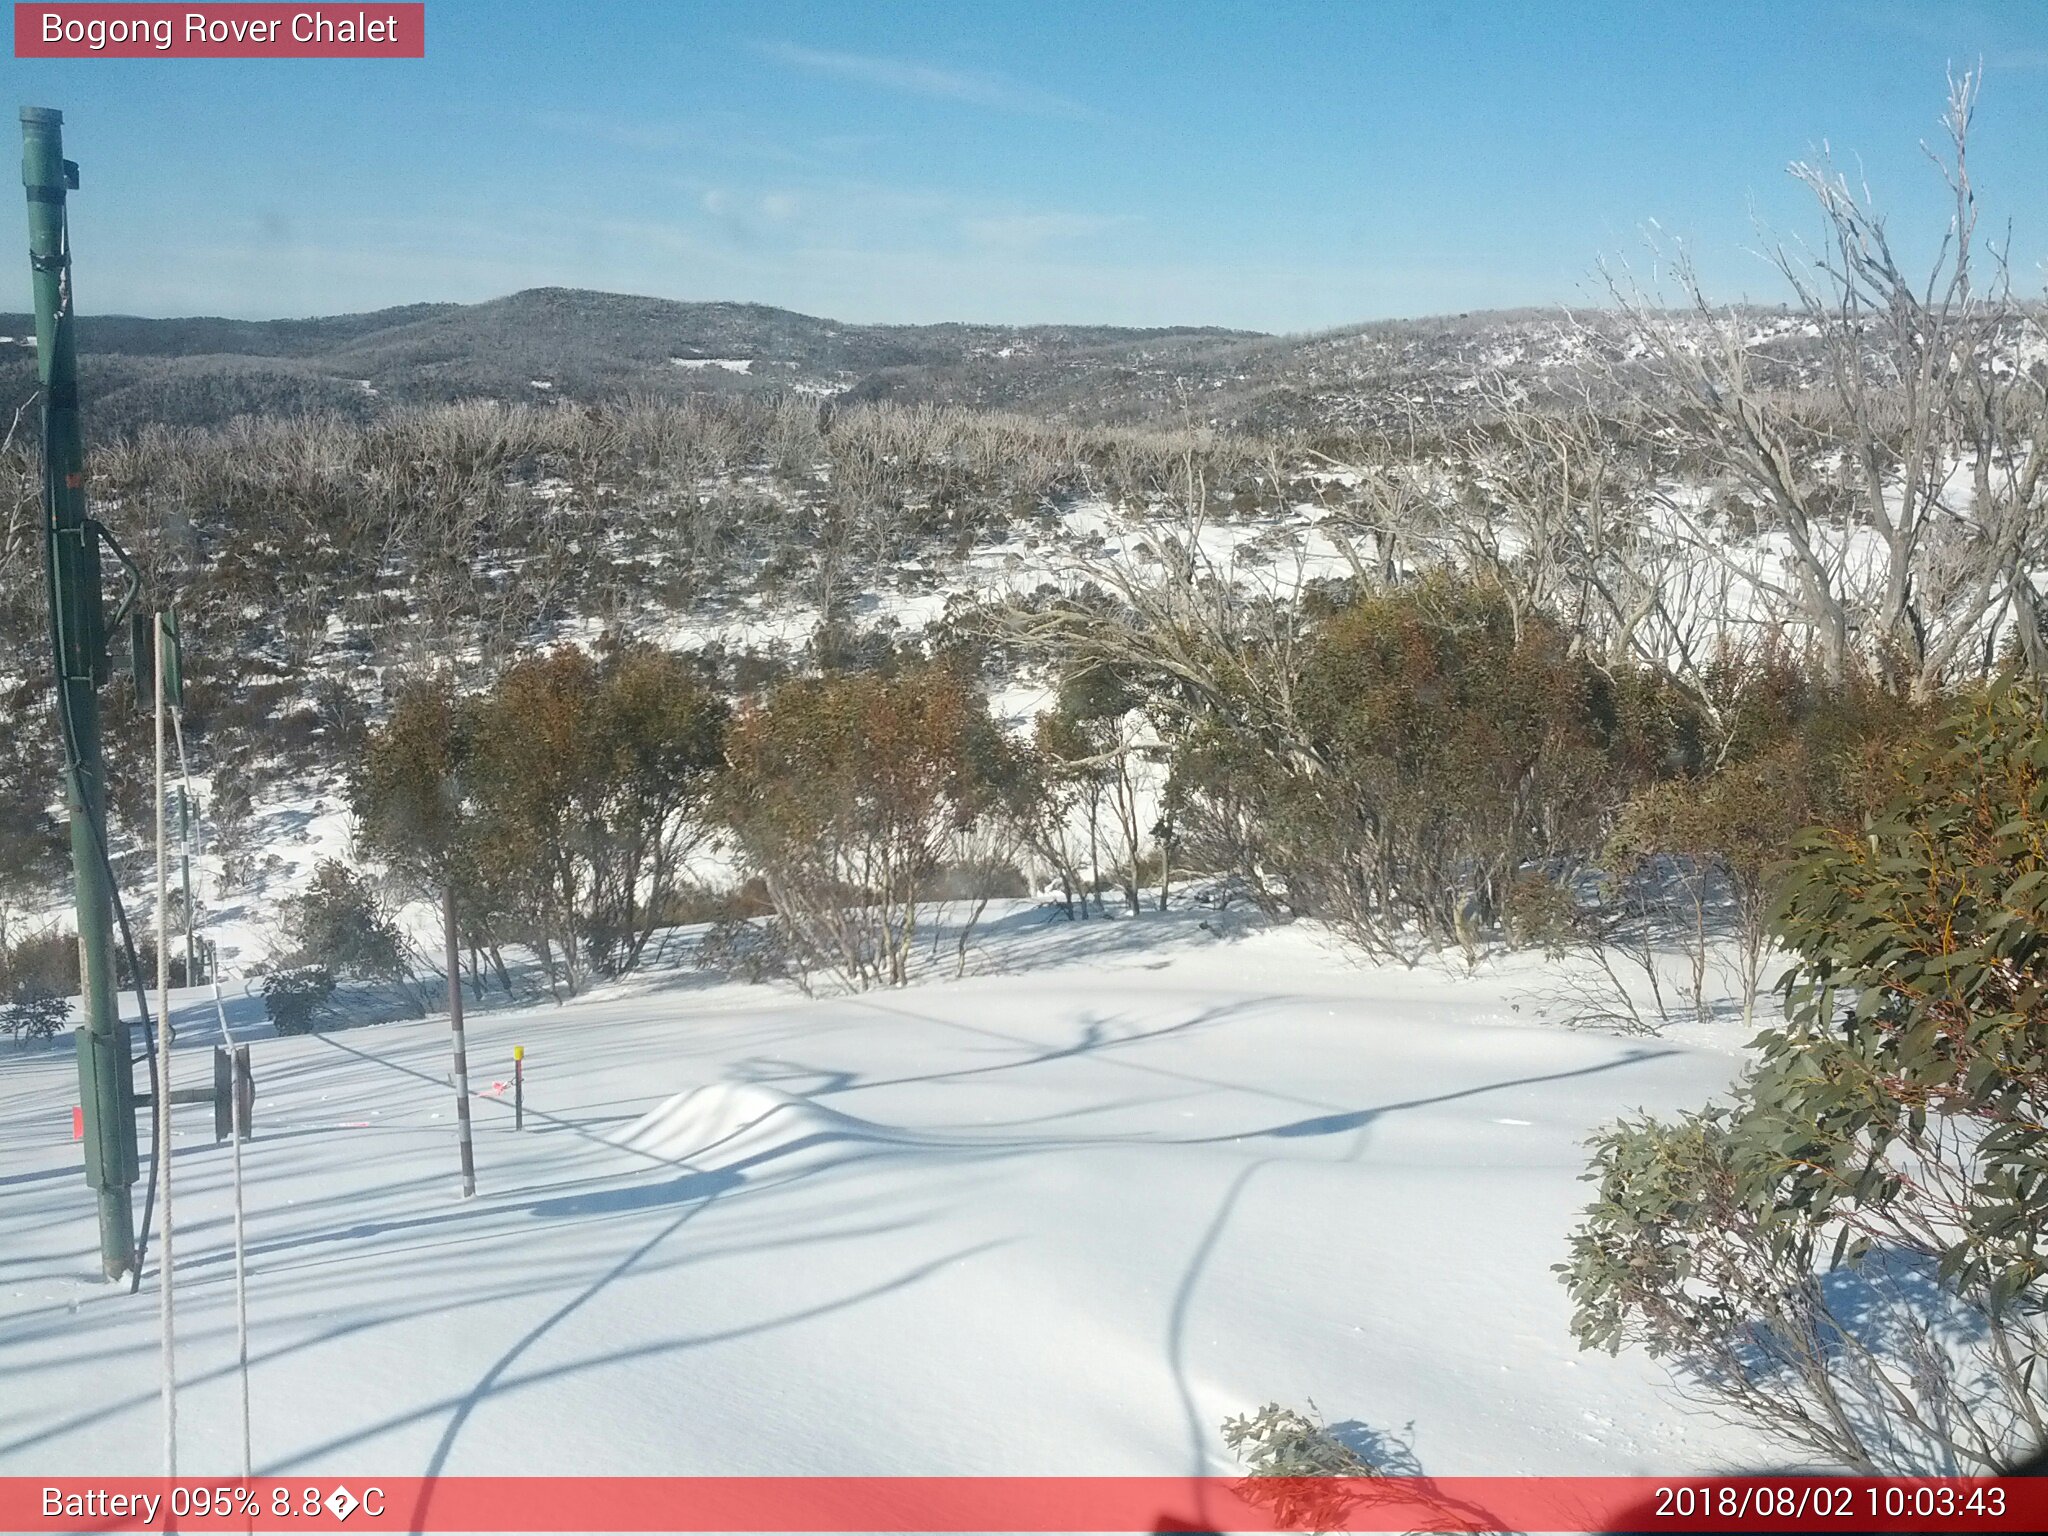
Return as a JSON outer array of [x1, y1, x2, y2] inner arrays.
[[279, 860, 413, 984], [0, 930, 78, 998], [1220, 1401, 1380, 1477], [1503, 869, 1580, 958], [2, 985, 67, 1043], [1219, 1402, 1382, 1534], [356, 642, 728, 996], [1174, 575, 1661, 958], [1559, 683, 2048, 1473], [718, 665, 1027, 989], [115, 939, 193, 990], [261, 966, 335, 1034]]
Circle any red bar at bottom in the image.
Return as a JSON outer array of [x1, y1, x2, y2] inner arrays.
[[4, 1476, 2044, 1533]]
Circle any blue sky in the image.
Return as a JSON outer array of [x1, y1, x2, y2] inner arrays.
[[5, 1, 2048, 331]]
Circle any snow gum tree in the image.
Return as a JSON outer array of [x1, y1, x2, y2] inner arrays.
[[1032, 664, 1150, 916], [1560, 683, 2048, 1472], [1605, 653, 1928, 1025], [463, 649, 599, 994], [462, 644, 729, 990], [351, 675, 499, 992], [577, 641, 729, 974], [352, 676, 475, 893], [1597, 73, 2048, 699], [718, 666, 1027, 990], [354, 644, 725, 999], [277, 859, 417, 1005], [1171, 574, 1653, 959], [1017, 710, 1098, 919]]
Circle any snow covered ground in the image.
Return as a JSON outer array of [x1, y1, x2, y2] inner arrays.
[[0, 904, 1786, 1482]]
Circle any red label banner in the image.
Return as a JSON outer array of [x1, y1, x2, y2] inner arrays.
[[14, 4, 424, 58], [1, 1476, 2044, 1532]]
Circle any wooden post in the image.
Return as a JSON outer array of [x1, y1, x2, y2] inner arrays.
[[233, 1044, 252, 1140], [513, 1045, 525, 1131], [211, 1047, 232, 1142], [444, 881, 476, 1197]]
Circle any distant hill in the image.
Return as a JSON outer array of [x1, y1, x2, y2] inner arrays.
[[0, 285, 1845, 440], [0, 288, 1257, 436]]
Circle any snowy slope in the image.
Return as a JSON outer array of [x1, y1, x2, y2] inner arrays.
[[0, 907, 1785, 1481]]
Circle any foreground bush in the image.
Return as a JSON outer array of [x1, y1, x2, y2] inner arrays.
[[2, 985, 67, 1044], [0, 929, 79, 999], [354, 641, 727, 998], [261, 966, 336, 1034], [719, 665, 1025, 990], [1173, 575, 1668, 959], [279, 861, 415, 989], [1559, 684, 2048, 1472], [1604, 652, 1926, 1024]]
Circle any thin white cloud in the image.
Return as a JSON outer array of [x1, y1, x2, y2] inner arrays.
[[758, 41, 1098, 120], [679, 173, 1139, 263], [962, 212, 1139, 248], [528, 108, 813, 165]]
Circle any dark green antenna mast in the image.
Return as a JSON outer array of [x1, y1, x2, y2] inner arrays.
[[23, 106, 139, 1281]]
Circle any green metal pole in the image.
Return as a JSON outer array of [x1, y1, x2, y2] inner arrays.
[[23, 107, 136, 1281]]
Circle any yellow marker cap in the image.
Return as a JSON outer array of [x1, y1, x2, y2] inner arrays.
[[513, 1045, 525, 1061]]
